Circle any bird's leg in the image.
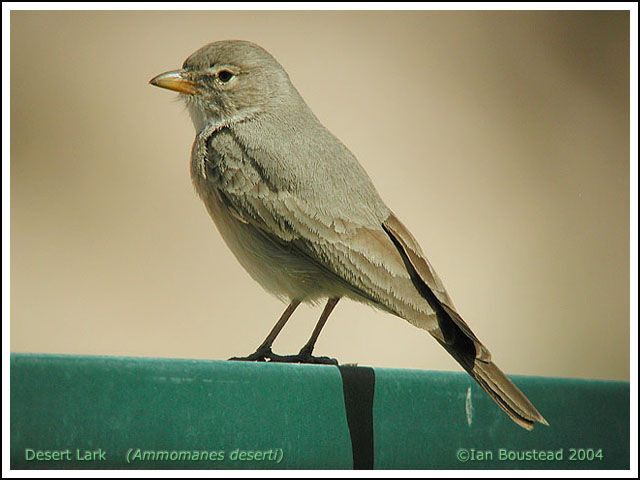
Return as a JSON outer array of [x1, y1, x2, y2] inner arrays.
[[229, 300, 301, 361], [274, 298, 340, 365]]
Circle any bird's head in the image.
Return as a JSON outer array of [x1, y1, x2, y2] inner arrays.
[[150, 40, 296, 131]]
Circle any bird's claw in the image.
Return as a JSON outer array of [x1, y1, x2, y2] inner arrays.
[[271, 352, 339, 365], [229, 347, 338, 365], [228, 345, 273, 362]]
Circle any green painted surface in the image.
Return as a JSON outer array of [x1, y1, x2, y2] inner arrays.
[[10, 354, 352, 469], [373, 368, 629, 469], [10, 354, 629, 469]]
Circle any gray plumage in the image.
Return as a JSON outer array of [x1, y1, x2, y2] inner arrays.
[[150, 40, 547, 430]]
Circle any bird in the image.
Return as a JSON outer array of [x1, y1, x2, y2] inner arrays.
[[149, 40, 547, 430]]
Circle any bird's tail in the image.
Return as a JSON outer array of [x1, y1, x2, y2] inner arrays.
[[435, 334, 548, 430], [382, 213, 548, 430]]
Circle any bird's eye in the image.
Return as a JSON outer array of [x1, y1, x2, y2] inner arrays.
[[217, 70, 234, 83]]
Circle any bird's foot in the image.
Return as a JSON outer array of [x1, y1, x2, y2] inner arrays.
[[228, 345, 274, 362], [229, 346, 338, 365], [268, 346, 338, 365]]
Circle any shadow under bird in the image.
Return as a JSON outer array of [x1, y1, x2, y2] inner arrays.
[[149, 40, 548, 430]]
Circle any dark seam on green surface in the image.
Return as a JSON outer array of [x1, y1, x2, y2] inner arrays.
[[338, 365, 375, 470]]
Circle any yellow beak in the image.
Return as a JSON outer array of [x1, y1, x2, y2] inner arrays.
[[149, 70, 198, 95]]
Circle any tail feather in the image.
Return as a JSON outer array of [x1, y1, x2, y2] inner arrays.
[[382, 213, 548, 430], [433, 306, 548, 430], [470, 357, 548, 430], [435, 335, 547, 430]]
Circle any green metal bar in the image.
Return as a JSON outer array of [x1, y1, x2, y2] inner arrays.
[[10, 354, 629, 470]]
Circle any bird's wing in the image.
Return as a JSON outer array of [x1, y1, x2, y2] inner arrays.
[[219, 181, 442, 327], [200, 126, 486, 350], [196, 127, 441, 327]]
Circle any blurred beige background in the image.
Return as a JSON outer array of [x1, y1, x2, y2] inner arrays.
[[11, 11, 630, 380]]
